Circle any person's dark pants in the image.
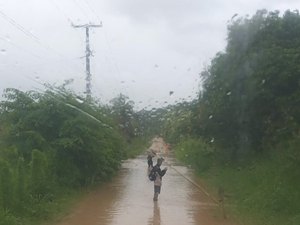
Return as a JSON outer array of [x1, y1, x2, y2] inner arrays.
[[154, 185, 161, 194], [153, 185, 161, 201]]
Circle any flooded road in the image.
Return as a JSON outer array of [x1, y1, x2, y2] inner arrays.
[[55, 138, 236, 225]]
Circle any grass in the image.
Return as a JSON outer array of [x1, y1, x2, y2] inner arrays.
[[124, 137, 150, 158], [174, 137, 300, 225], [11, 137, 150, 225], [0, 188, 84, 225]]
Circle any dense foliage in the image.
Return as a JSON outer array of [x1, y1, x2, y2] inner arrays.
[[154, 10, 300, 225], [161, 9, 300, 162], [0, 87, 143, 224], [195, 10, 300, 161]]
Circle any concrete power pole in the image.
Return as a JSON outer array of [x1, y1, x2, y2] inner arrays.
[[72, 23, 102, 101]]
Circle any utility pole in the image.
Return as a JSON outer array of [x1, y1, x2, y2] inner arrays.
[[72, 23, 102, 101]]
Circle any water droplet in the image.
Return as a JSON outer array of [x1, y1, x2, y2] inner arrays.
[[169, 91, 174, 96], [261, 79, 265, 84], [75, 97, 84, 104], [5, 35, 11, 42], [0, 49, 6, 55], [209, 115, 213, 119], [154, 64, 159, 68], [226, 91, 231, 96], [210, 138, 214, 143]]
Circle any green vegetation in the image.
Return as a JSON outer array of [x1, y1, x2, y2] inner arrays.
[[174, 138, 300, 225], [154, 9, 300, 225], [124, 137, 149, 159], [1, 8, 300, 225], [0, 87, 144, 224], [174, 137, 215, 172]]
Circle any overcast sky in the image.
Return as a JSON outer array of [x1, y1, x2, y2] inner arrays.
[[0, 0, 299, 109]]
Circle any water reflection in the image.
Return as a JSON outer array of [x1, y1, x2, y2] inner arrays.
[[54, 139, 236, 225], [148, 202, 161, 225]]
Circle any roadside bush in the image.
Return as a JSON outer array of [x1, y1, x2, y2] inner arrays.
[[201, 137, 300, 225], [175, 137, 215, 172]]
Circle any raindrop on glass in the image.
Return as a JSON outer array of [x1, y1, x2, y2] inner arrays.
[[209, 115, 213, 119], [0, 49, 6, 55], [226, 91, 231, 96], [5, 35, 11, 42], [75, 97, 84, 104]]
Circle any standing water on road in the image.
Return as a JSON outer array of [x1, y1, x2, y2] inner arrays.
[[56, 138, 235, 225]]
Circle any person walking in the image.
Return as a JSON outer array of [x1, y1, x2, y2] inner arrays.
[[150, 157, 167, 201]]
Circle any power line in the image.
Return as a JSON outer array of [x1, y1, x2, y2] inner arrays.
[[48, 0, 73, 24], [26, 75, 112, 129], [72, 0, 124, 89], [72, 0, 92, 22], [0, 36, 41, 59], [0, 34, 85, 81], [0, 8, 93, 81], [0, 7, 102, 96], [81, 0, 101, 23], [75, 0, 123, 81], [0, 10, 39, 42], [0, 9, 65, 58]]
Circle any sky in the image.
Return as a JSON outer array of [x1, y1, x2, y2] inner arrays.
[[0, 0, 299, 110]]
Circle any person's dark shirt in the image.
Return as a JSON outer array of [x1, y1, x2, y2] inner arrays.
[[151, 164, 167, 178]]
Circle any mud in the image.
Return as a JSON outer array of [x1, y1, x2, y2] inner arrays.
[[54, 137, 236, 225]]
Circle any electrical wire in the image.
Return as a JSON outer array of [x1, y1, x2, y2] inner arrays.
[[0, 36, 42, 59], [0, 10, 39, 41], [48, 0, 73, 24], [81, 0, 101, 23], [0, 6, 105, 99], [0, 9, 66, 58], [76, 0, 125, 88], [72, 0, 92, 22], [26, 75, 112, 129]]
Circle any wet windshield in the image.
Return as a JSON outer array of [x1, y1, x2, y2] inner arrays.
[[0, 1, 300, 225]]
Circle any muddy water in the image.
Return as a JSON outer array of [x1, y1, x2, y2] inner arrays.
[[55, 139, 236, 225]]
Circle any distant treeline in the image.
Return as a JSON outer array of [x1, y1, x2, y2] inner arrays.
[[0, 88, 143, 224]]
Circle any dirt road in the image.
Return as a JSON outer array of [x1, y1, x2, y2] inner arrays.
[[54, 138, 236, 225]]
